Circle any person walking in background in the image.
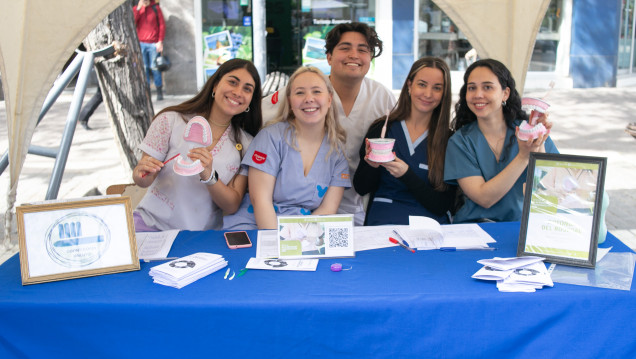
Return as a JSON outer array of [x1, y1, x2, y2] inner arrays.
[[78, 87, 102, 130], [133, 0, 166, 101]]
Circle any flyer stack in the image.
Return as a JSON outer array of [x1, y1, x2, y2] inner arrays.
[[472, 256, 554, 292], [149, 252, 227, 289]]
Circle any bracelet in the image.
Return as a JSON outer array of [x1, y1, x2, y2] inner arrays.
[[200, 170, 218, 185]]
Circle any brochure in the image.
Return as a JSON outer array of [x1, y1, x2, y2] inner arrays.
[[149, 252, 227, 289], [246, 257, 319, 271], [277, 214, 354, 259]]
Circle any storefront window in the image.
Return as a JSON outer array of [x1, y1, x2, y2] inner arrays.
[[262, 0, 375, 75], [294, 0, 376, 75], [201, 0, 253, 79], [416, 1, 470, 71], [618, 0, 635, 73], [416, 0, 562, 72], [530, 0, 562, 71]]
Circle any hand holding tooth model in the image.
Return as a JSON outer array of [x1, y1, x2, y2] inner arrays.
[[444, 59, 559, 223], [131, 59, 262, 232], [517, 97, 550, 141]]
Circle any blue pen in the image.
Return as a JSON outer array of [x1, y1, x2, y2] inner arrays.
[[439, 247, 497, 251], [392, 230, 411, 248]]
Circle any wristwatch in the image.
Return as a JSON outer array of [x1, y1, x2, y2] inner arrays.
[[200, 170, 218, 185]]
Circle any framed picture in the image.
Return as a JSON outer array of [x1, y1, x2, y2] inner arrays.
[[277, 214, 354, 259], [17, 197, 140, 285], [518, 153, 607, 268]]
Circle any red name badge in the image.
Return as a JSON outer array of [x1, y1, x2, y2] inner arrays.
[[252, 151, 267, 164]]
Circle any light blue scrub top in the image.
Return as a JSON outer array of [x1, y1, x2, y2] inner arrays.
[[444, 120, 558, 223], [222, 122, 350, 230]]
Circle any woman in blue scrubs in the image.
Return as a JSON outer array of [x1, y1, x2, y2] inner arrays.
[[354, 57, 456, 225], [444, 59, 558, 223], [225, 66, 350, 230]]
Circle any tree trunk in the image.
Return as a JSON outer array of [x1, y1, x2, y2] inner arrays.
[[83, 1, 153, 172]]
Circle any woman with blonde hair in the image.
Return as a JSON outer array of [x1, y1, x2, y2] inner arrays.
[[224, 66, 350, 230]]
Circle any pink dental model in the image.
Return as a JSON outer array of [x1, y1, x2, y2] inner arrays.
[[173, 116, 213, 176], [518, 97, 550, 141]]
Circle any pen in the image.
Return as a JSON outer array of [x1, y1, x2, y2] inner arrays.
[[389, 237, 415, 253], [141, 153, 180, 178], [439, 247, 497, 252], [392, 230, 412, 248], [142, 257, 178, 262]]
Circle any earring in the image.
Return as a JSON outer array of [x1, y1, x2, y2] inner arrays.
[[212, 92, 215, 98], [502, 100, 507, 106], [245, 106, 250, 113]]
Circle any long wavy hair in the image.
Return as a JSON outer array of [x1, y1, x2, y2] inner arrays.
[[371, 57, 452, 191], [156, 59, 263, 155], [270, 66, 346, 158], [451, 58, 527, 161]]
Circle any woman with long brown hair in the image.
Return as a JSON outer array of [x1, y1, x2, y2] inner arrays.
[[354, 57, 456, 225], [132, 59, 262, 231], [444, 58, 558, 223]]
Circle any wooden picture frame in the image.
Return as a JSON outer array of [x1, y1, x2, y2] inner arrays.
[[518, 153, 607, 268], [17, 196, 140, 285]]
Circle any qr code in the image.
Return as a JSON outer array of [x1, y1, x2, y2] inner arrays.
[[328, 227, 349, 248]]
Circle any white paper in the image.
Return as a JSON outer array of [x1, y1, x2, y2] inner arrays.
[[136, 230, 179, 260], [153, 260, 227, 289], [441, 223, 496, 248], [354, 225, 410, 252], [504, 261, 553, 287], [496, 280, 539, 292], [149, 252, 227, 289], [477, 256, 545, 271], [408, 216, 443, 248], [596, 246, 612, 263], [256, 230, 279, 258], [474, 257, 553, 292], [404, 218, 496, 250], [246, 257, 319, 271], [472, 266, 514, 281]]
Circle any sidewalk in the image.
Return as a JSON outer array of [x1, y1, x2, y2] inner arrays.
[[1, 87, 635, 263], [525, 87, 636, 250]]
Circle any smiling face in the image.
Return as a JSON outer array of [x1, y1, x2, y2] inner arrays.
[[408, 67, 444, 119], [288, 71, 333, 127], [211, 68, 255, 122], [326, 31, 372, 82], [465, 66, 510, 122]]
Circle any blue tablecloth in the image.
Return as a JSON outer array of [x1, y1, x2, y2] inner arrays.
[[0, 222, 634, 358]]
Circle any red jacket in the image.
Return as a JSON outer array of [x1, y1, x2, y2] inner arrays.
[[133, 1, 166, 43]]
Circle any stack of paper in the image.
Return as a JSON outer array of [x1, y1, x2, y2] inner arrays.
[[394, 216, 496, 250], [472, 256, 554, 292], [149, 252, 227, 289]]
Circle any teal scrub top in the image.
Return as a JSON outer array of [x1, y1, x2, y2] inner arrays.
[[444, 121, 559, 223]]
